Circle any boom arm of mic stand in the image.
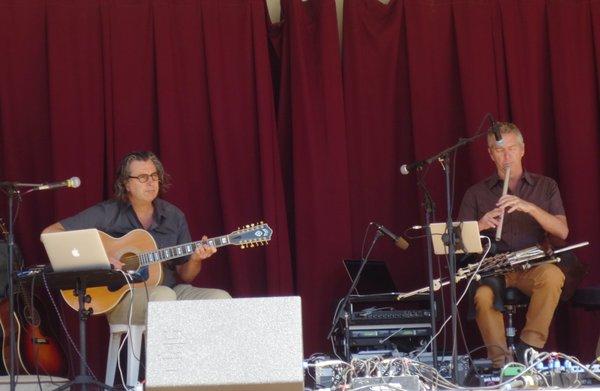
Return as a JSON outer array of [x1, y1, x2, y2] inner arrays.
[[0, 181, 43, 189], [326, 231, 383, 343]]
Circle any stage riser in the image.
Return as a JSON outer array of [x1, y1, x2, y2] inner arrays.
[[146, 296, 304, 391]]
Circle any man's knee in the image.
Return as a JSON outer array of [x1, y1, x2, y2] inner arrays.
[[149, 285, 177, 301], [173, 284, 231, 300], [534, 264, 565, 289], [208, 289, 231, 300], [474, 285, 495, 311]]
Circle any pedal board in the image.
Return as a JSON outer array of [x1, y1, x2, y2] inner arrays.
[[350, 375, 421, 390]]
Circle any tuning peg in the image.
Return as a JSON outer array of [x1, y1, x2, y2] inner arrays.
[[245, 224, 250, 228], [241, 245, 245, 249], [260, 221, 264, 224]]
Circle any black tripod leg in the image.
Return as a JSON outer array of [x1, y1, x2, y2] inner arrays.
[[53, 375, 121, 390]]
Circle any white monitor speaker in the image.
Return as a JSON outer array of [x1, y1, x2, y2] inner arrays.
[[145, 296, 304, 391]]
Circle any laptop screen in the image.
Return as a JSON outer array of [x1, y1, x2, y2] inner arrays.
[[343, 259, 398, 295]]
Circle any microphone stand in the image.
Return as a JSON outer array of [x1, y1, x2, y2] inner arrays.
[[327, 229, 383, 359], [0, 181, 45, 391], [440, 155, 460, 382], [403, 129, 489, 382], [418, 182, 438, 369]]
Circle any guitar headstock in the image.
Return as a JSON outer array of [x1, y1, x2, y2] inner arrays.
[[229, 222, 273, 249], [0, 218, 7, 240]]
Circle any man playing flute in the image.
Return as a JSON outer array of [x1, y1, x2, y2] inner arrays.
[[458, 122, 569, 368]]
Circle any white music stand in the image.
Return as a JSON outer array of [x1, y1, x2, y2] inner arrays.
[[429, 221, 483, 255]]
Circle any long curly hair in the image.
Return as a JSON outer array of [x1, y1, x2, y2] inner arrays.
[[113, 151, 171, 202]]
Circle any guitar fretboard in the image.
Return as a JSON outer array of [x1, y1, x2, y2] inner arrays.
[[138, 235, 230, 266]]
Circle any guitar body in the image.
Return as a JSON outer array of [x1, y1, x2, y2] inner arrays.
[[60, 229, 162, 315], [57, 223, 273, 315], [16, 292, 68, 377], [20, 324, 66, 376], [0, 298, 29, 375]]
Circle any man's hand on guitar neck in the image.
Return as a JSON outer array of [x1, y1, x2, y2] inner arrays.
[[177, 235, 216, 283], [190, 235, 217, 263]]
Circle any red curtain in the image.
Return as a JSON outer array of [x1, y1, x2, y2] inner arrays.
[[341, 0, 600, 359], [1, 0, 599, 378], [273, 0, 354, 355], [0, 0, 292, 378]]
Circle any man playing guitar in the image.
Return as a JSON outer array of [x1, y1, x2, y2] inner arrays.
[[42, 151, 231, 325]]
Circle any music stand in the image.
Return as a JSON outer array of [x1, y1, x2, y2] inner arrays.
[[429, 221, 483, 256], [38, 269, 134, 391]]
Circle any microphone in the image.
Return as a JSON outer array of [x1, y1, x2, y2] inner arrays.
[[489, 116, 504, 147], [399, 160, 426, 176], [36, 177, 81, 191], [373, 223, 409, 250]]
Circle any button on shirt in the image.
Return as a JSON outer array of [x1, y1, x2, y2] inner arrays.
[[458, 171, 565, 251], [60, 198, 192, 288]]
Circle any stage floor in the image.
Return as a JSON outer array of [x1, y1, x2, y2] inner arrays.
[[0, 375, 69, 390]]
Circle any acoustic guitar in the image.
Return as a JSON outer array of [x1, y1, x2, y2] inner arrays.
[[17, 284, 68, 376], [0, 299, 29, 375], [0, 219, 29, 375], [60, 223, 272, 314]]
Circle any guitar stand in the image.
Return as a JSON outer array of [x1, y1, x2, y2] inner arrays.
[[39, 269, 133, 391]]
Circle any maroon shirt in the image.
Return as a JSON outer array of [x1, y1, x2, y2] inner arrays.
[[458, 171, 566, 251]]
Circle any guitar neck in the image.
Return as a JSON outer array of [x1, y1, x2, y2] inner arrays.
[[138, 235, 231, 267]]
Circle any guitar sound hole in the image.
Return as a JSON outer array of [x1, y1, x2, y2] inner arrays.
[[120, 252, 141, 272], [23, 307, 41, 326]]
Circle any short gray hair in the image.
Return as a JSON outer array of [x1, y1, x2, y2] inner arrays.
[[487, 122, 524, 148]]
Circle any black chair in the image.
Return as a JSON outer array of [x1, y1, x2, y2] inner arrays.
[[502, 287, 530, 354], [572, 286, 600, 357]]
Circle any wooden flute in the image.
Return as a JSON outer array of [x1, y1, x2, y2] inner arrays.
[[495, 165, 511, 241]]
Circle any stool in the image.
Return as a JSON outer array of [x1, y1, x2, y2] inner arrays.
[[105, 323, 146, 387], [503, 287, 530, 354], [572, 286, 600, 357]]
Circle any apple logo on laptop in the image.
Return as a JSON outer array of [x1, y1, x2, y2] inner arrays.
[[71, 248, 81, 257]]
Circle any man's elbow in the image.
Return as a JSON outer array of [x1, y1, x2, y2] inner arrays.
[[556, 223, 569, 241], [179, 274, 194, 284], [41, 223, 65, 235], [176, 265, 200, 284]]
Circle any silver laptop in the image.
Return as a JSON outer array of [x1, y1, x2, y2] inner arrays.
[[429, 221, 483, 255], [41, 229, 111, 272]]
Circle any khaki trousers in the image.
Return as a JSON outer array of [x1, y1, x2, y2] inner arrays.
[[106, 284, 231, 325], [474, 263, 564, 367]]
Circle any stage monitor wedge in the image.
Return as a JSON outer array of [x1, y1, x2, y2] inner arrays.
[[146, 296, 304, 391]]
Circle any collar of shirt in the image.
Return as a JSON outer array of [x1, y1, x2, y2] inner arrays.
[[484, 170, 535, 190], [118, 198, 167, 230]]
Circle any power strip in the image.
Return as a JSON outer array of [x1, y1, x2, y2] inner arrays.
[[351, 375, 422, 390]]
